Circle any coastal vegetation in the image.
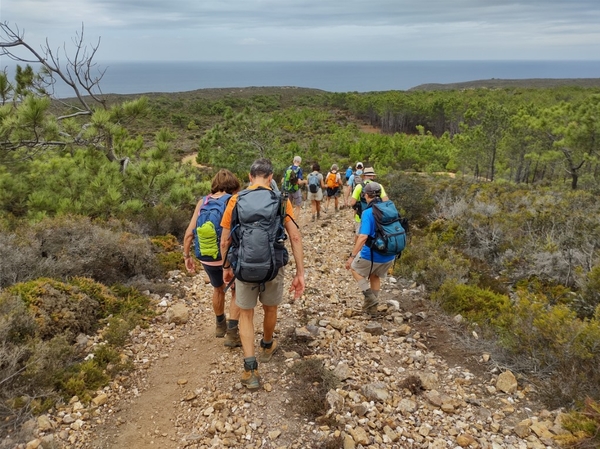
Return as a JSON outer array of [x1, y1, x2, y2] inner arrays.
[[1, 22, 600, 446]]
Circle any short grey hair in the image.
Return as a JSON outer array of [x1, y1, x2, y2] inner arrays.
[[250, 158, 274, 177], [293, 155, 302, 164]]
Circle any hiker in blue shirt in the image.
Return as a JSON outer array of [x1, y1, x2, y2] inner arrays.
[[345, 182, 395, 317]]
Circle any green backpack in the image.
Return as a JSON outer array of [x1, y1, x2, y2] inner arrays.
[[282, 165, 299, 193]]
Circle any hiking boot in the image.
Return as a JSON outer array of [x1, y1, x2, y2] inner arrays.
[[241, 368, 260, 390], [316, 212, 321, 220], [224, 327, 242, 347], [258, 339, 278, 363], [311, 214, 316, 222], [215, 318, 227, 338], [362, 289, 379, 312]]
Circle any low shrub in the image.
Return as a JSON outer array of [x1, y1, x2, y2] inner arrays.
[[287, 358, 340, 419], [557, 398, 600, 448], [0, 277, 155, 429], [498, 291, 600, 408], [0, 215, 162, 289], [431, 280, 512, 326]]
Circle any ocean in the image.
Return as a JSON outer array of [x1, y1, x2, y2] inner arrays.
[[5, 60, 600, 98]]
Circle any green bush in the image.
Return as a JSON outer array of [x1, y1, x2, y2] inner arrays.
[[498, 290, 600, 408], [431, 280, 511, 326], [398, 233, 471, 291], [579, 265, 600, 318], [558, 398, 600, 448]]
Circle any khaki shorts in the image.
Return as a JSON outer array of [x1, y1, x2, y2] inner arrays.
[[235, 269, 285, 309], [307, 189, 323, 202], [288, 190, 302, 207], [351, 256, 394, 279]]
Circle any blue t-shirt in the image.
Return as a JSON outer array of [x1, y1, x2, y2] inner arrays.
[[359, 205, 397, 263], [345, 167, 353, 180], [292, 165, 303, 180]]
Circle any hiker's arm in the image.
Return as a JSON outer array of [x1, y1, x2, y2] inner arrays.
[[183, 200, 203, 273], [220, 227, 234, 284], [285, 219, 305, 299], [345, 234, 368, 270], [381, 186, 389, 201]]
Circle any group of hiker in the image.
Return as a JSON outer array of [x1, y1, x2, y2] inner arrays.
[[182, 155, 406, 391]]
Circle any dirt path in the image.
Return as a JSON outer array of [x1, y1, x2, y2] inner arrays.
[[77, 206, 554, 449]]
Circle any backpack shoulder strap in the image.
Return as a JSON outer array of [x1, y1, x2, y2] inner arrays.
[[198, 195, 210, 215]]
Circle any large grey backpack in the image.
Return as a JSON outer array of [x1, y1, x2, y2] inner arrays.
[[227, 187, 289, 287]]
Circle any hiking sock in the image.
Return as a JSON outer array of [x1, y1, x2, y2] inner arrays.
[[358, 279, 370, 292], [243, 356, 258, 371], [373, 290, 380, 297], [227, 319, 239, 329], [260, 339, 273, 349], [216, 314, 226, 323]]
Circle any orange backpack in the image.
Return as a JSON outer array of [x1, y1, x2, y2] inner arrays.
[[326, 171, 340, 188]]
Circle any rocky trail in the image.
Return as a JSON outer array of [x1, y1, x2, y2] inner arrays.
[[23, 208, 565, 449]]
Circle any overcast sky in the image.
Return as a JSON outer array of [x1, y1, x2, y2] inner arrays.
[[2, 0, 600, 62]]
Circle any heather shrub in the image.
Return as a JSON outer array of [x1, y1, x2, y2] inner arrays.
[[578, 265, 600, 318], [397, 232, 470, 290], [0, 277, 155, 426], [0, 215, 161, 288], [126, 204, 193, 239], [558, 398, 600, 449], [6, 278, 103, 340], [431, 280, 512, 326], [384, 172, 435, 228], [151, 234, 187, 272], [498, 291, 600, 408]]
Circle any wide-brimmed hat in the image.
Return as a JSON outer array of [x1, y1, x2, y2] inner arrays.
[[356, 162, 364, 169], [363, 167, 376, 176], [364, 181, 381, 196]]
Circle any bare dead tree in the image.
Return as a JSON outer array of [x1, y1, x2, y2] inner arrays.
[[0, 22, 149, 164], [0, 21, 107, 114]]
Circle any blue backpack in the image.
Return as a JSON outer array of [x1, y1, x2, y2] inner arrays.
[[345, 167, 353, 181], [308, 172, 320, 193], [193, 194, 231, 261], [366, 199, 406, 257]]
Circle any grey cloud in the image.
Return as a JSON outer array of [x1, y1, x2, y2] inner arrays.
[[83, 0, 600, 29]]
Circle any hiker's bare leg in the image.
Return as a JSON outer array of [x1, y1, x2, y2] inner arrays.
[[262, 304, 278, 342], [228, 290, 240, 321], [212, 287, 225, 316], [239, 307, 255, 358], [369, 275, 381, 292]]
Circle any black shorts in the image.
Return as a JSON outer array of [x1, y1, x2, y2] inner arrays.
[[327, 187, 340, 197], [201, 263, 224, 288]]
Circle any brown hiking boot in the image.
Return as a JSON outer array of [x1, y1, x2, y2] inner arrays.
[[215, 318, 227, 338], [224, 327, 242, 347], [241, 368, 260, 390], [258, 339, 278, 363]]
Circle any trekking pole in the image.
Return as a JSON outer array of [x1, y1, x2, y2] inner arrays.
[[223, 277, 236, 294]]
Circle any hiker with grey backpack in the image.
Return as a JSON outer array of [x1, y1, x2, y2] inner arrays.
[[220, 158, 305, 390], [306, 162, 326, 222]]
